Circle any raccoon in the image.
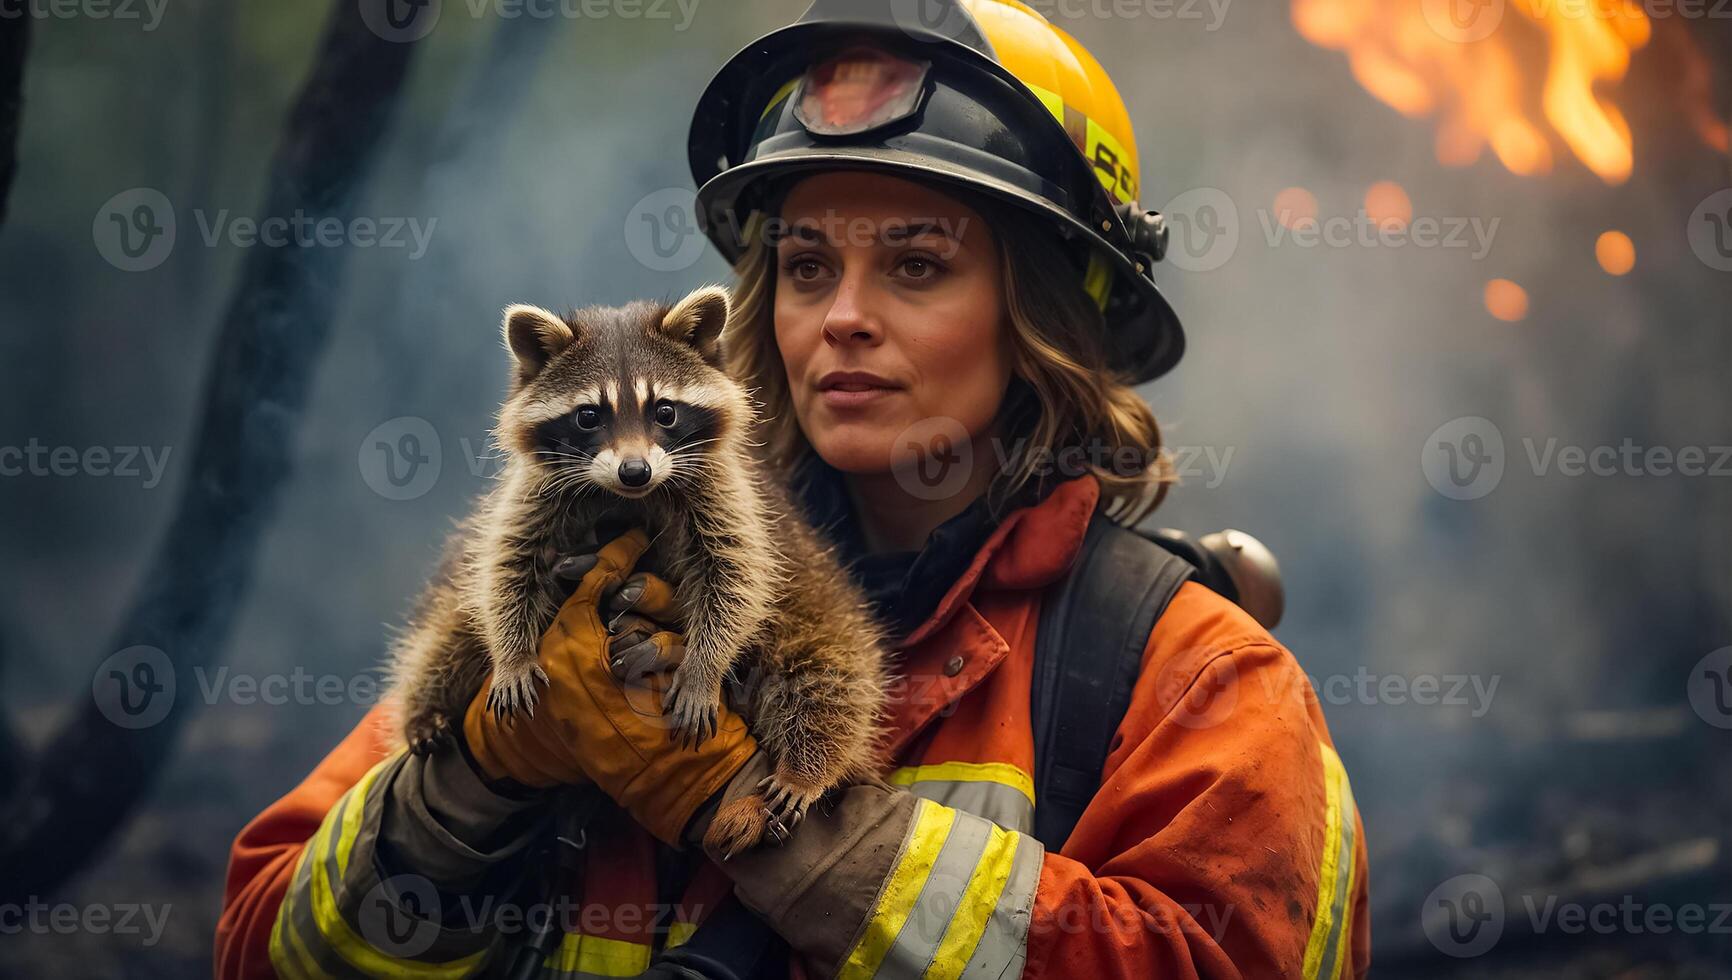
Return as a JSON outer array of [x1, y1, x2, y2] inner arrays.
[[386, 286, 889, 851]]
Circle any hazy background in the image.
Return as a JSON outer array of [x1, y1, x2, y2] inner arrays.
[[2, 0, 1729, 975]]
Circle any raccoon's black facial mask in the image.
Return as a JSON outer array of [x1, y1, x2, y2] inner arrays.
[[532, 395, 725, 499]]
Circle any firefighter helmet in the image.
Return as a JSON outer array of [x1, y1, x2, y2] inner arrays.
[[687, 0, 1185, 382]]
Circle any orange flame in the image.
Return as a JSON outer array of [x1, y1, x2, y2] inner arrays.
[[1291, 0, 1725, 183]]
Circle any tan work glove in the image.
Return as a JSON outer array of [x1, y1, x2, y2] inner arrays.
[[462, 528, 759, 846]]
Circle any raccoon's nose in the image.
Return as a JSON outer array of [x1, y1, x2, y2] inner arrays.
[[618, 458, 652, 488]]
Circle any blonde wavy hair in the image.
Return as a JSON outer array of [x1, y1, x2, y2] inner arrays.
[[721, 182, 1174, 526]]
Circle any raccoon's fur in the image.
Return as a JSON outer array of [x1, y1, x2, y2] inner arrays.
[[386, 286, 889, 851]]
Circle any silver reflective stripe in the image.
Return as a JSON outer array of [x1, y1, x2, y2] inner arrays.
[[879, 808, 996, 975], [957, 832, 1043, 980], [903, 779, 1035, 835]]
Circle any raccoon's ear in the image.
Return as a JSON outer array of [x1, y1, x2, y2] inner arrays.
[[502, 304, 575, 383], [659, 285, 730, 367]]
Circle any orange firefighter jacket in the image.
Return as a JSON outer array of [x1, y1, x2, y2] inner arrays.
[[217, 474, 1370, 978]]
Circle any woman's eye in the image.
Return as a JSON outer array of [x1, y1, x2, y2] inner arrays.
[[781, 254, 829, 283], [575, 406, 601, 430], [654, 402, 677, 427], [896, 253, 944, 281]]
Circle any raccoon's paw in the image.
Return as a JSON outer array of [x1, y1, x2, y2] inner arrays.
[[487, 661, 550, 719], [705, 793, 767, 860], [404, 710, 456, 756], [702, 773, 826, 860], [662, 666, 719, 750]]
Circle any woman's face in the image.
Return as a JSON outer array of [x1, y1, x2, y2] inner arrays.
[[773, 171, 1014, 478]]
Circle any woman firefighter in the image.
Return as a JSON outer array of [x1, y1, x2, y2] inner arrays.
[[217, 1, 1370, 977]]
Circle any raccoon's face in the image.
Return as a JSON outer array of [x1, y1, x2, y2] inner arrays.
[[495, 286, 748, 500]]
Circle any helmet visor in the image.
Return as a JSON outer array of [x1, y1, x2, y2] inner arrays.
[[792, 45, 930, 137]]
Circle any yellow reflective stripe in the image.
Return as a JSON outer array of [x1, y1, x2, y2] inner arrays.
[[1025, 83, 1065, 127], [926, 823, 1022, 980], [545, 931, 653, 977], [1302, 744, 1356, 980], [1022, 80, 1136, 203], [334, 755, 391, 878], [840, 798, 956, 978], [272, 783, 352, 980], [270, 845, 333, 980], [280, 894, 335, 980], [666, 920, 698, 949], [957, 833, 1043, 980], [1319, 754, 1359, 980], [887, 761, 1035, 807], [1329, 853, 1357, 980], [301, 756, 486, 978]]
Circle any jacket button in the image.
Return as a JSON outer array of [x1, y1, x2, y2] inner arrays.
[[943, 655, 965, 677]]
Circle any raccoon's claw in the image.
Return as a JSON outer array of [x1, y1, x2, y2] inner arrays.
[[756, 773, 822, 839], [487, 662, 549, 719], [662, 671, 718, 750]]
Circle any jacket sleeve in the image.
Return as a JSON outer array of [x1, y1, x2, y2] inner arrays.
[[216, 704, 549, 979], [697, 586, 1370, 980]]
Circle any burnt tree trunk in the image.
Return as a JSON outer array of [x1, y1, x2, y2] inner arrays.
[[0, 2, 419, 900], [0, 4, 29, 227]]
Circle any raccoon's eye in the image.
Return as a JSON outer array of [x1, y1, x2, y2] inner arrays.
[[653, 401, 677, 428], [575, 406, 601, 430]]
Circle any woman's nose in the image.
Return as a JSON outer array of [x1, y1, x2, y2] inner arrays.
[[821, 271, 883, 348]]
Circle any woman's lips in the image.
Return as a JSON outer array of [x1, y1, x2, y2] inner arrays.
[[818, 383, 900, 408], [816, 371, 902, 408]]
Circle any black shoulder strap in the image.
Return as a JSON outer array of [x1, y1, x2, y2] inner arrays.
[[1030, 512, 1194, 850]]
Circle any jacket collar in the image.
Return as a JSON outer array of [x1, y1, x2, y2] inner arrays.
[[897, 473, 1100, 649]]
